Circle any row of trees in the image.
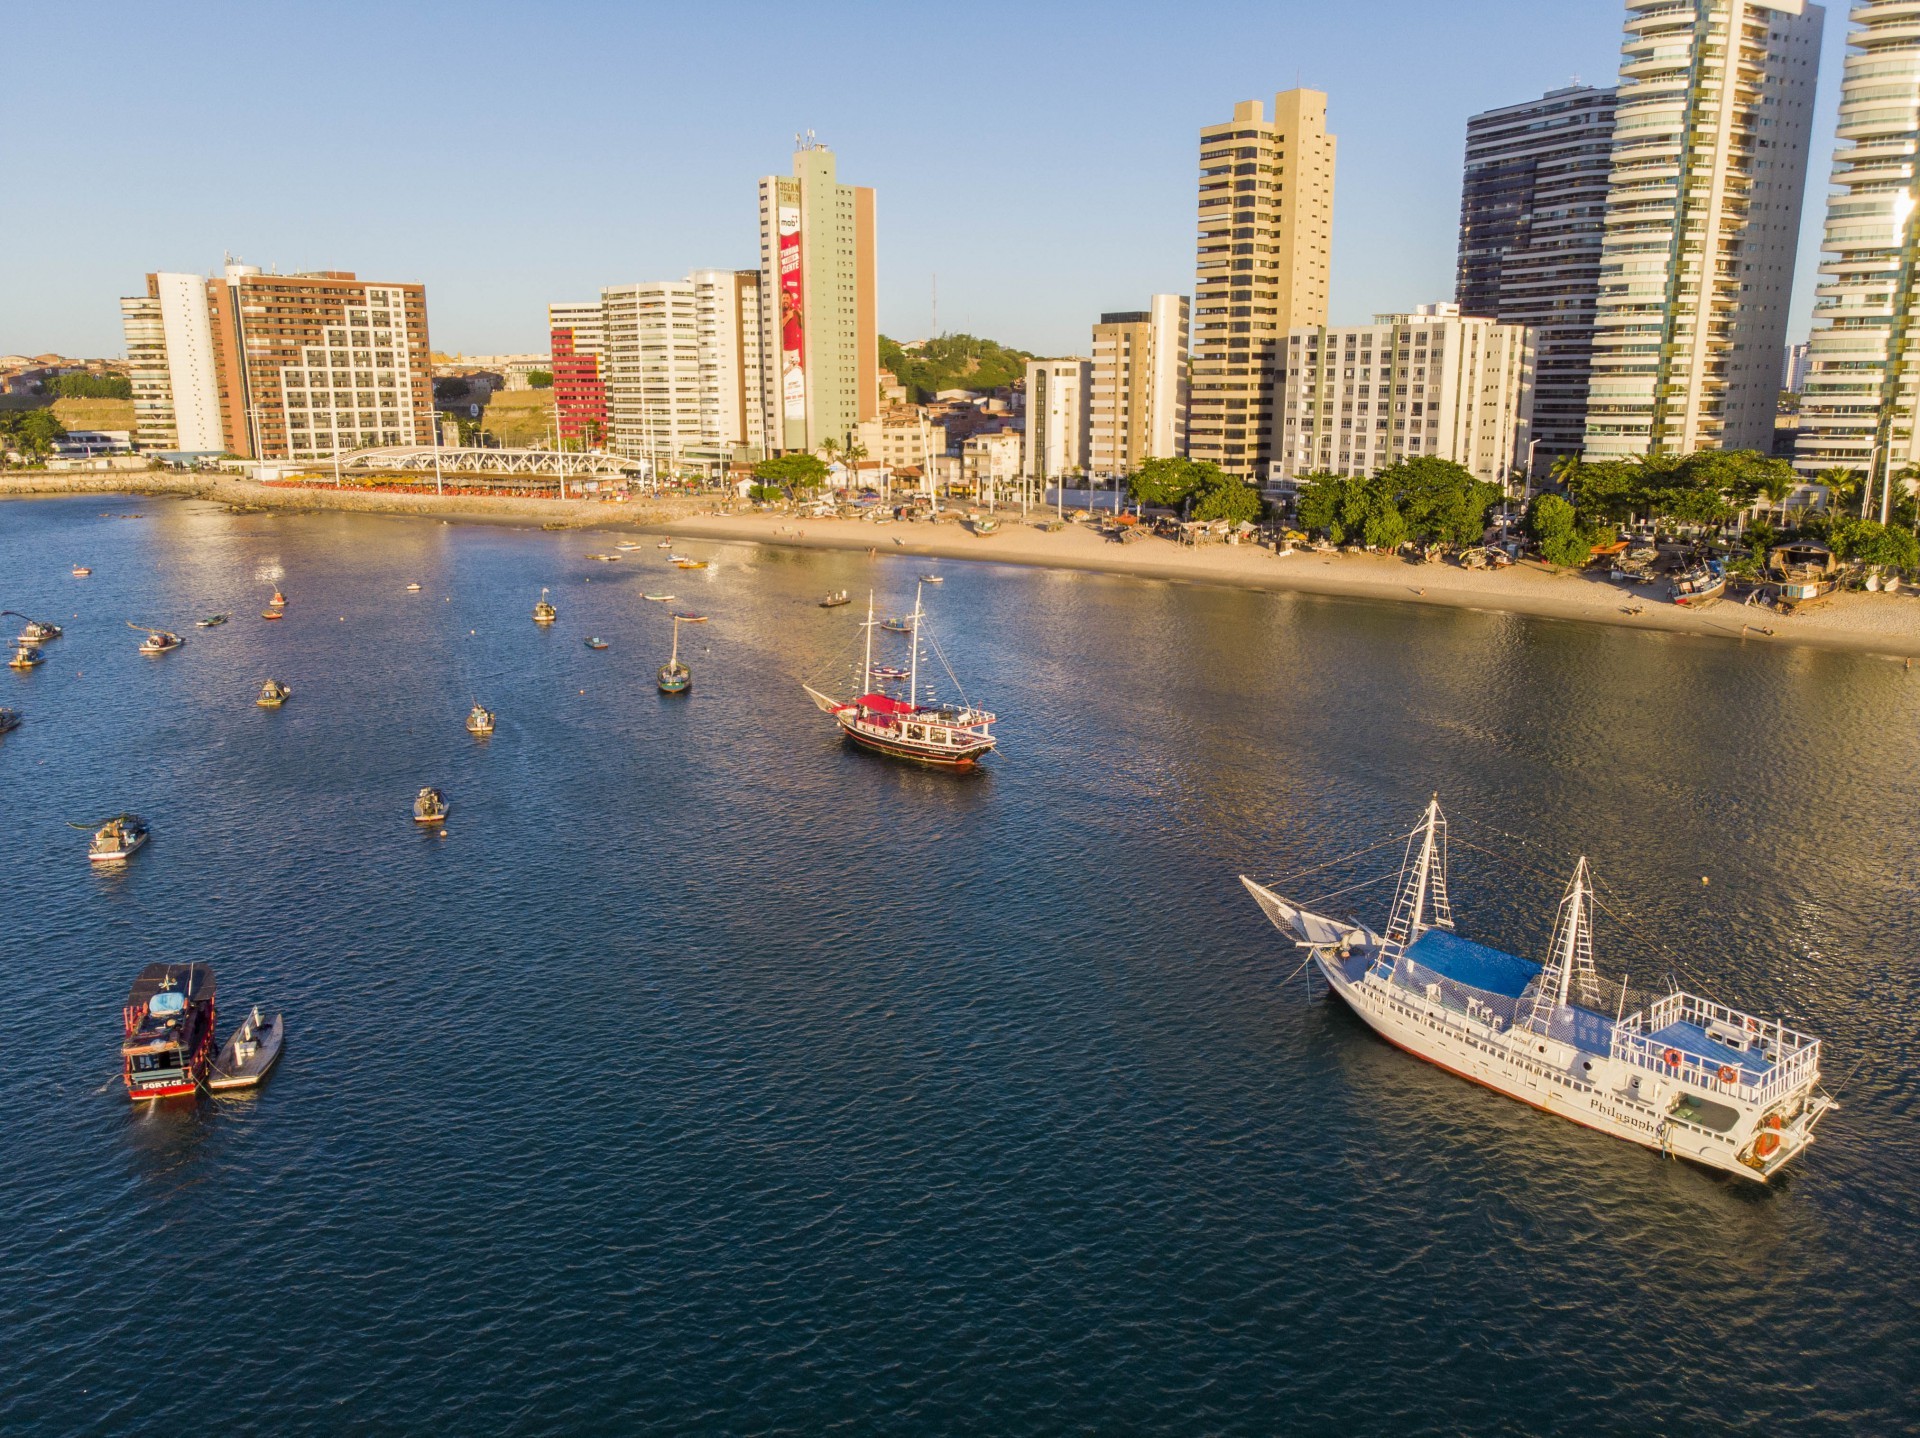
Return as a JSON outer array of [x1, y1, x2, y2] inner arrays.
[[1547, 450, 1799, 531], [43, 373, 131, 400], [1126, 458, 1263, 525], [1292, 458, 1503, 550]]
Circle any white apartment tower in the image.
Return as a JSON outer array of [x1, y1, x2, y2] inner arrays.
[[1023, 358, 1092, 483], [1797, 0, 1920, 500], [1090, 295, 1190, 475], [595, 273, 763, 471], [1584, 0, 1822, 459], [1273, 304, 1535, 487]]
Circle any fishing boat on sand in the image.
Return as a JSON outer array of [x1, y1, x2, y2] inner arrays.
[[1240, 797, 1836, 1183], [1669, 558, 1726, 605], [122, 964, 216, 1100], [413, 787, 449, 824], [8, 645, 43, 670], [533, 588, 558, 625], [466, 703, 495, 735], [256, 679, 291, 708], [209, 1006, 285, 1091], [803, 587, 997, 769], [657, 613, 706, 694], [88, 813, 149, 862]]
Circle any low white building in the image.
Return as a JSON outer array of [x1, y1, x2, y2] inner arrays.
[[1270, 303, 1534, 491]]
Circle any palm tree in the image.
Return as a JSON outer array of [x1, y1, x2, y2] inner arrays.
[[1759, 469, 1794, 525], [1549, 452, 1583, 492], [842, 438, 869, 496], [1816, 465, 1861, 515]]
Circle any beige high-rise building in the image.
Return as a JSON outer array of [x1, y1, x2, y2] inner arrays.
[[1584, 0, 1822, 459], [1090, 295, 1190, 476], [1190, 90, 1336, 482]]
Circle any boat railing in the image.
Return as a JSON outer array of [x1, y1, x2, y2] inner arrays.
[[1612, 992, 1821, 1105]]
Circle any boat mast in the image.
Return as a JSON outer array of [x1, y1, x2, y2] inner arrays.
[[1380, 796, 1448, 973], [670, 616, 681, 669], [862, 590, 875, 694], [1527, 857, 1600, 1031], [907, 582, 924, 708]]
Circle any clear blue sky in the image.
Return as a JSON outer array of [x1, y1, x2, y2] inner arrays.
[[1, 0, 1853, 360]]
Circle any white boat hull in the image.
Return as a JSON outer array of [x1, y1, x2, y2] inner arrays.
[[90, 834, 147, 862]]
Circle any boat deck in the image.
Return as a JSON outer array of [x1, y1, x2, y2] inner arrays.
[[1646, 1020, 1776, 1085]]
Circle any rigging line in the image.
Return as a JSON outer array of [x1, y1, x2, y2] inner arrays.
[[919, 625, 971, 712], [1298, 869, 1400, 908], [1262, 832, 1416, 887]]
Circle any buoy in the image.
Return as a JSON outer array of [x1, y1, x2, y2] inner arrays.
[[1701, 877, 1710, 886]]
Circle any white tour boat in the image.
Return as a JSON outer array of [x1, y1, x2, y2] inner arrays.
[[1241, 798, 1834, 1183]]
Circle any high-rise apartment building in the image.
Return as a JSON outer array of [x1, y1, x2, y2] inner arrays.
[[1584, 0, 1822, 459], [595, 271, 764, 471], [120, 262, 432, 459], [1089, 295, 1190, 476], [1272, 304, 1534, 487], [1190, 90, 1336, 483], [1783, 340, 1811, 395], [1797, 1, 1920, 493], [548, 300, 607, 448], [1456, 85, 1617, 469], [757, 140, 878, 454], [1023, 358, 1092, 484]]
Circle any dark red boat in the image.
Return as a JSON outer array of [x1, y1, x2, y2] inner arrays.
[[121, 963, 217, 1100]]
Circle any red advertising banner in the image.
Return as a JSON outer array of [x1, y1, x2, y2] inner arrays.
[[778, 203, 805, 424]]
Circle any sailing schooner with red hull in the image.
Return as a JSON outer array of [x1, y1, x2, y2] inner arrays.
[[803, 586, 996, 768]]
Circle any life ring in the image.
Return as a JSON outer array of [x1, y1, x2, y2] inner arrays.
[[1718, 1064, 1738, 1084], [1753, 1131, 1781, 1159], [1662, 1047, 1682, 1068], [1764, 1113, 1784, 1131], [1744, 1016, 1760, 1033]]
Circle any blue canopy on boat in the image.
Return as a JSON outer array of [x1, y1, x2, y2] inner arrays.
[[1403, 929, 1540, 999]]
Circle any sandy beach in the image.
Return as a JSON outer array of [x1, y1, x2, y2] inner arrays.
[[8, 474, 1919, 656], [650, 508, 1920, 659]]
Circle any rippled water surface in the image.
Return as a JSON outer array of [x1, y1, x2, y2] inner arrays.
[[2, 496, 1915, 1435]]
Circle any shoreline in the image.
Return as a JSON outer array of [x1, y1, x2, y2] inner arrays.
[[8, 475, 1919, 658]]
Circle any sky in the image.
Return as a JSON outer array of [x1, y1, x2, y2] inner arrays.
[[0, 0, 1858, 361]]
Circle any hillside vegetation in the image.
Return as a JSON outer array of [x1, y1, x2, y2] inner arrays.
[[879, 334, 1034, 402]]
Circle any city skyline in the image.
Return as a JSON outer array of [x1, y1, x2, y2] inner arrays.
[[0, 1, 1862, 361]]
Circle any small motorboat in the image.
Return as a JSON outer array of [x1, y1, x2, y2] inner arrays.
[[584, 637, 609, 650], [821, 591, 851, 608], [616, 542, 642, 551], [196, 613, 231, 627], [657, 539, 673, 549], [413, 787, 449, 824], [261, 609, 284, 621], [405, 582, 422, 593], [8, 645, 43, 670], [870, 664, 909, 680], [72, 566, 92, 577], [16, 619, 62, 644], [270, 589, 288, 607], [256, 679, 291, 708], [533, 587, 558, 625], [880, 617, 914, 633], [643, 593, 675, 603], [466, 703, 496, 736], [88, 813, 149, 862], [672, 557, 709, 570], [136, 626, 184, 654], [0, 708, 21, 735], [587, 553, 621, 562], [209, 1006, 284, 1091], [919, 575, 944, 585]]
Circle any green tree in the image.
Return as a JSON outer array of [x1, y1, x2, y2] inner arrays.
[[1128, 456, 1220, 507], [877, 334, 1036, 401], [1830, 516, 1920, 570], [525, 370, 553, 389], [1192, 478, 1263, 526], [0, 408, 67, 456], [754, 453, 830, 492], [1293, 472, 1355, 540], [1380, 456, 1501, 545], [45, 373, 132, 399], [1529, 492, 1594, 568], [1816, 465, 1863, 515]]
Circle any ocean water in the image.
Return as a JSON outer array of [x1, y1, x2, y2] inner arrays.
[[1, 495, 1915, 1436]]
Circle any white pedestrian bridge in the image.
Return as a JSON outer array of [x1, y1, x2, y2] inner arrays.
[[341, 445, 645, 479]]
